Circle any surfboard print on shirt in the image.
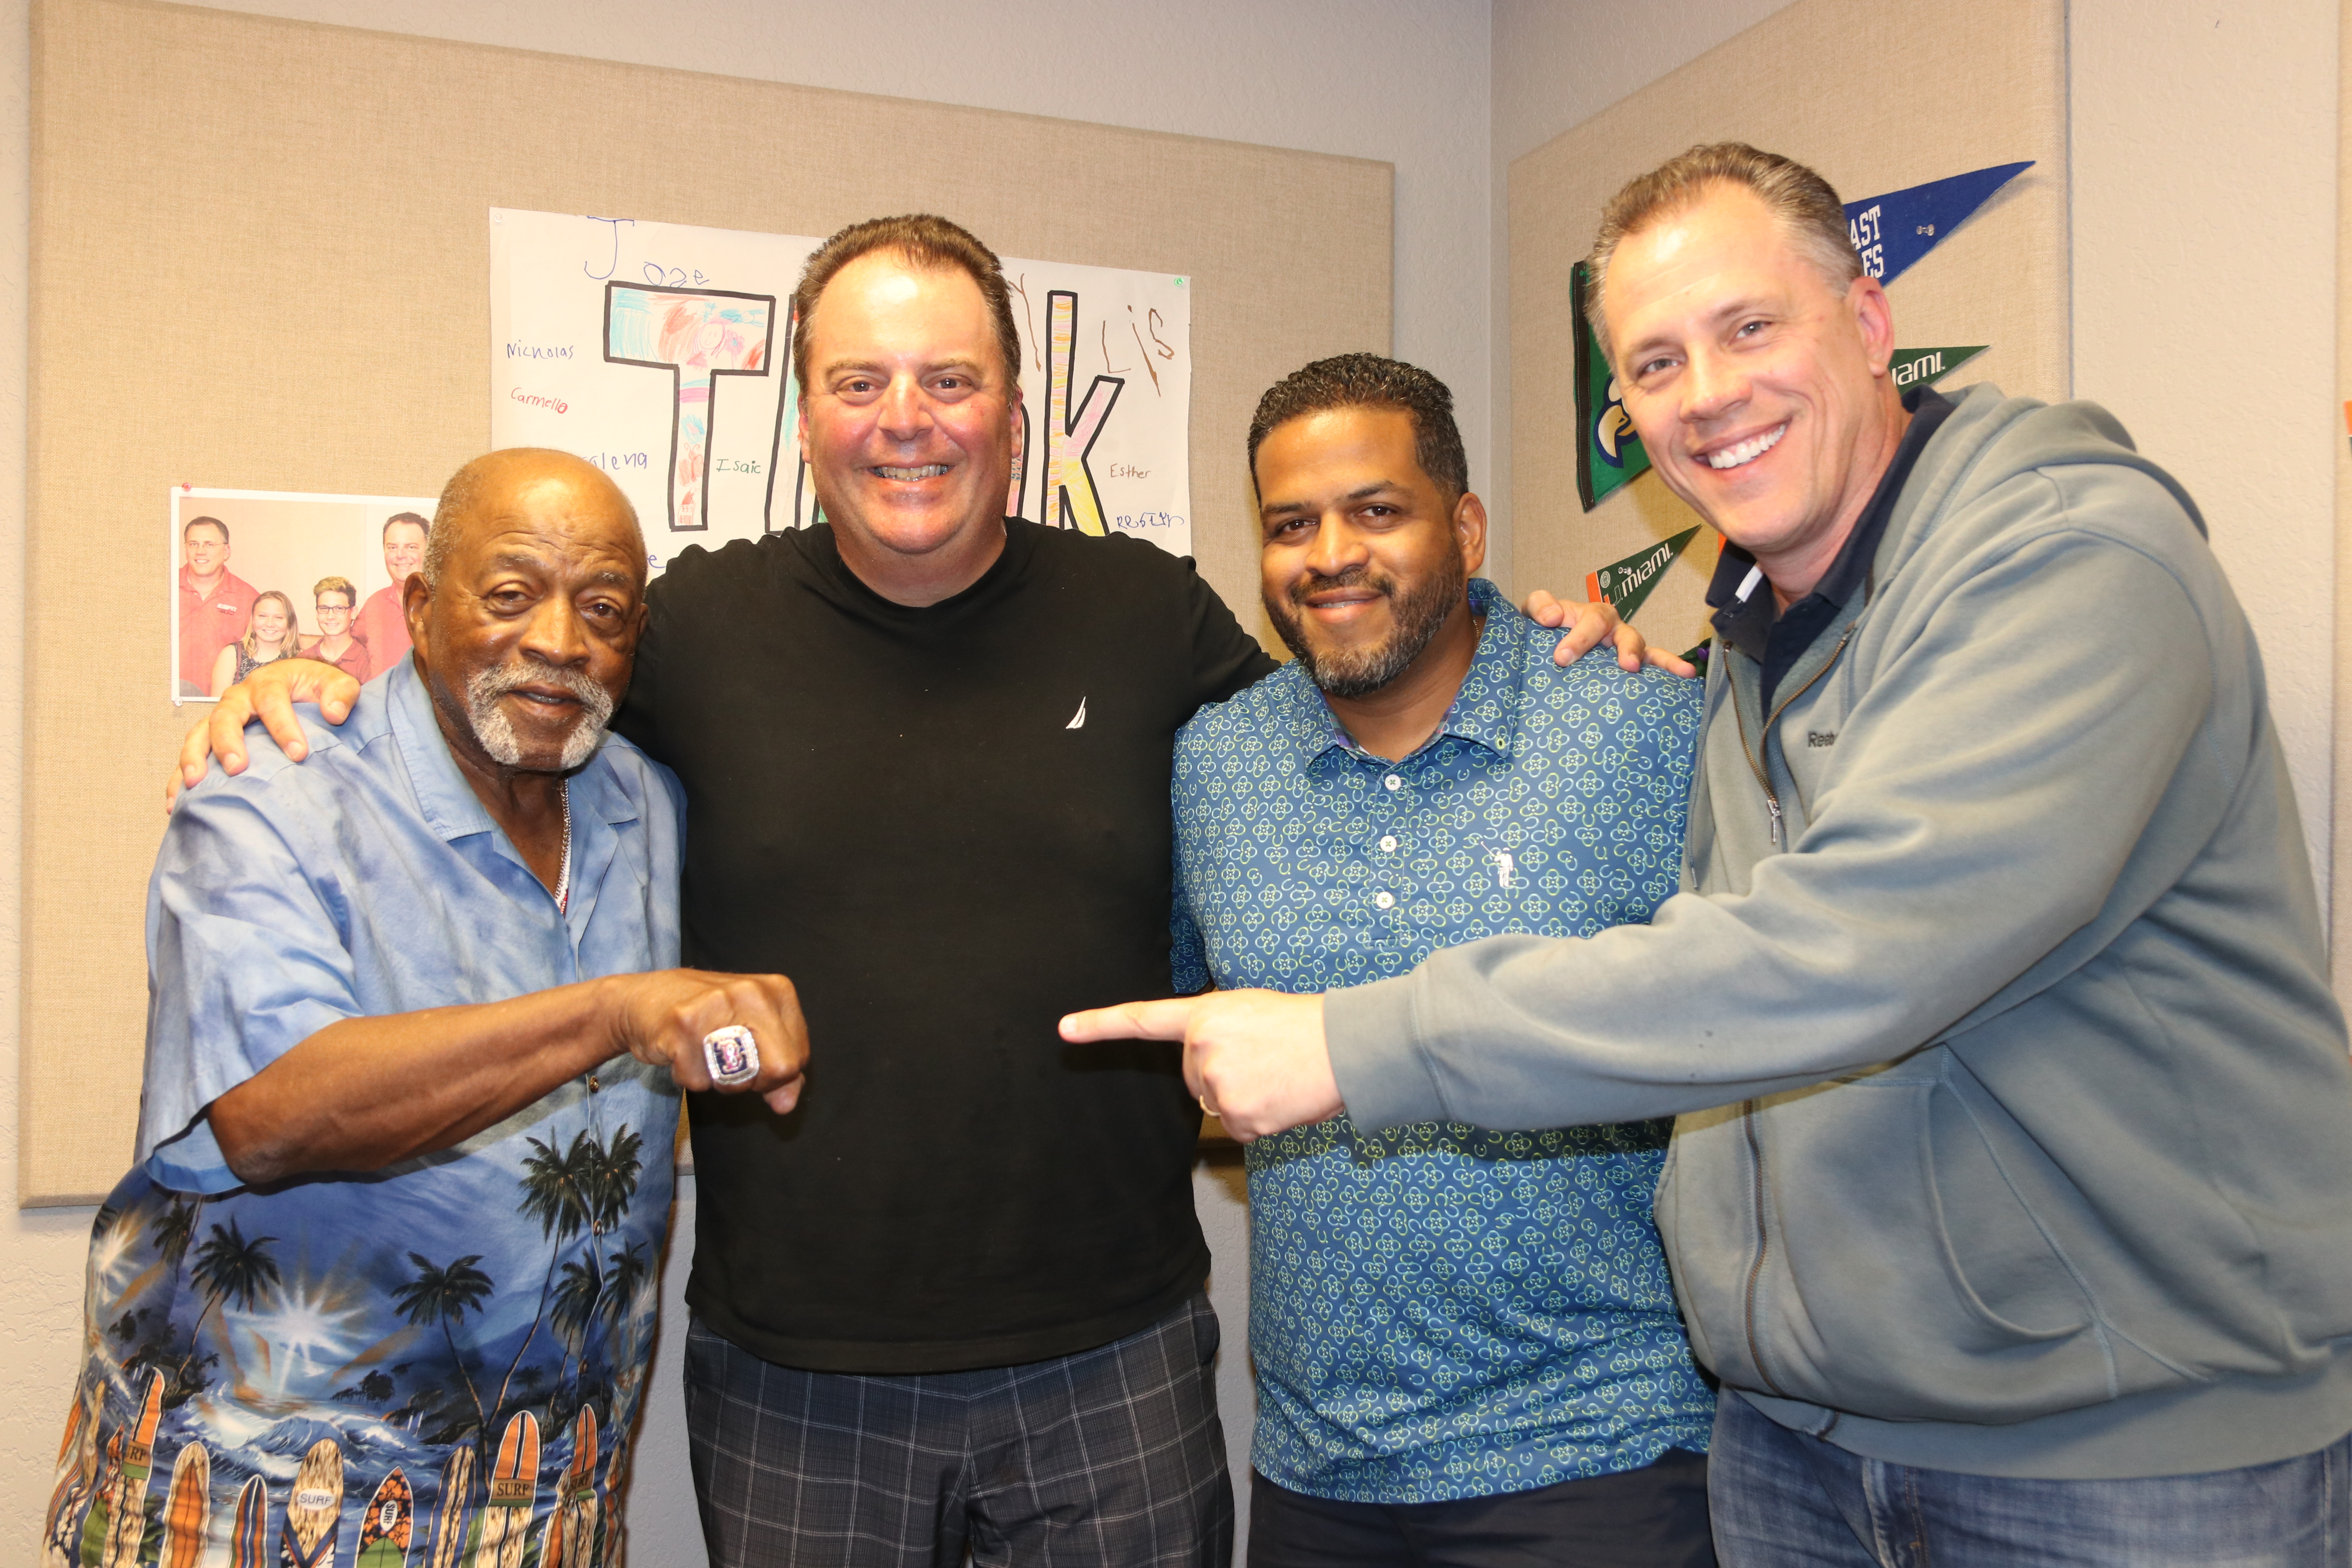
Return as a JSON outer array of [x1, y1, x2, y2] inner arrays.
[[160, 1439, 212, 1568], [356, 1466, 414, 1568], [231, 1476, 272, 1568], [426, 1445, 475, 1568], [464, 1410, 540, 1568], [42, 1379, 99, 1568], [100, 1371, 167, 1568], [541, 1406, 599, 1568], [280, 1437, 345, 1568]]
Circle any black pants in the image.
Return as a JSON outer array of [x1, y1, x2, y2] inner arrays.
[[1247, 1451, 1716, 1568], [684, 1293, 1233, 1567]]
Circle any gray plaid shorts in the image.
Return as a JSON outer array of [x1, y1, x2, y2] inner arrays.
[[685, 1291, 1234, 1566]]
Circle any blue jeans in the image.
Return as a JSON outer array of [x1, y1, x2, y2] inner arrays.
[[1709, 1388, 2351, 1566]]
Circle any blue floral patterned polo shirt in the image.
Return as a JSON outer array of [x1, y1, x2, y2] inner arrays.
[[1171, 579, 1716, 1503]]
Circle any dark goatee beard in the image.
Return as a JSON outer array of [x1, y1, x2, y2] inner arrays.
[[1266, 554, 1467, 699]]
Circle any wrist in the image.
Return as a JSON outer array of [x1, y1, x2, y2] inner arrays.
[[584, 973, 633, 1065]]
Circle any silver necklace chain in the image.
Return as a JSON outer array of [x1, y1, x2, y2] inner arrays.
[[554, 779, 572, 913]]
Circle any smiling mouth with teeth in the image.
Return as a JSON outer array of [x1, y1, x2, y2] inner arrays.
[[1705, 423, 1787, 471], [874, 464, 951, 481]]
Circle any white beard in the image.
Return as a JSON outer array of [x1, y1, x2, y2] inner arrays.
[[466, 662, 614, 770]]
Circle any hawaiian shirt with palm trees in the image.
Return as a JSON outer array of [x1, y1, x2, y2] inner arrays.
[[46, 657, 685, 1568]]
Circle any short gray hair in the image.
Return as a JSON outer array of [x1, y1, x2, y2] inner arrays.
[[421, 465, 480, 588], [1586, 142, 1860, 363]]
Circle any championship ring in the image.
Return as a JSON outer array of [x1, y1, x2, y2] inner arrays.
[[701, 1025, 760, 1087]]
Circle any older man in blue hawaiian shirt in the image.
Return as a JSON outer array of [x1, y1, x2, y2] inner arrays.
[[46, 449, 806, 1568], [1156, 357, 1715, 1567]]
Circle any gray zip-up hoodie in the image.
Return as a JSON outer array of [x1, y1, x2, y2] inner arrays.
[[1325, 385, 2352, 1478]]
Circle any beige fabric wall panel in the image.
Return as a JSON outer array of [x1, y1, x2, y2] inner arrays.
[[1510, 0, 2067, 652], [2335, 0, 2352, 998], [23, 0, 1390, 1203]]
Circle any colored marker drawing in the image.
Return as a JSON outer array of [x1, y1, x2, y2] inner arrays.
[[605, 285, 775, 535], [1043, 289, 1123, 534]]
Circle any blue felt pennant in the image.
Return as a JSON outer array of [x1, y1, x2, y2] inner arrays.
[[1844, 162, 2032, 286]]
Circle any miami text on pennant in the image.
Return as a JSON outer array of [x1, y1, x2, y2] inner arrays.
[[1584, 527, 1702, 622], [1889, 345, 1987, 391]]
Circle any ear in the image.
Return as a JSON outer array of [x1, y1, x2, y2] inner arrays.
[[1847, 274, 1897, 375], [401, 572, 432, 664], [1453, 490, 1490, 577], [795, 397, 811, 465]]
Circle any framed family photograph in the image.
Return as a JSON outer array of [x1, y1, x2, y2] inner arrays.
[[169, 488, 436, 704]]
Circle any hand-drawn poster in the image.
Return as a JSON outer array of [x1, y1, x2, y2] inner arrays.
[[489, 210, 1194, 575], [168, 488, 436, 704]]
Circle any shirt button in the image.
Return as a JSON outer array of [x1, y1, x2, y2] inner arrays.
[[1379, 835, 1398, 853], [1375, 891, 1396, 910], [586, 1074, 601, 1094], [1384, 775, 1402, 791]]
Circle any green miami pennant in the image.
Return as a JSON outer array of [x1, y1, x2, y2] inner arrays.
[[1572, 260, 1648, 510], [1585, 527, 1701, 622], [1889, 345, 1985, 393]]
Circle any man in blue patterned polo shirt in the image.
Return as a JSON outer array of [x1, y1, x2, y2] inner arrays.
[[1166, 355, 1716, 1566]]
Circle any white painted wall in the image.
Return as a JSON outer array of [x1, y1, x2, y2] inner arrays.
[[2071, 0, 2339, 894]]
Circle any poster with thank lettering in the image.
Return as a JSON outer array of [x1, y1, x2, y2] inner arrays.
[[489, 209, 1194, 575]]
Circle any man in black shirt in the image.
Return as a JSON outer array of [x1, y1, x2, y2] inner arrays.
[[183, 214, 1643, 1567], [640, 216, 1268, 1567]]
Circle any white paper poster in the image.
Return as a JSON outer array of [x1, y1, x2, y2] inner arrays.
[[490, 209, 1193, 575]]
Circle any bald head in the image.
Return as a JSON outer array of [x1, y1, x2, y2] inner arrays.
[[407, 448, 650, 778], [425, 449, 643, 590]]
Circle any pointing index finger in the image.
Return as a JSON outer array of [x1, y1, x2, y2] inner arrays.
[[1059, 998, 1197, 1043]]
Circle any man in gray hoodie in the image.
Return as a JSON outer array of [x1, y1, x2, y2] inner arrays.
[[1064, 144, 2352, 1563]]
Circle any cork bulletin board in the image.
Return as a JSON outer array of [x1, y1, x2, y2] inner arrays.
[[1509, 0, 2070, 654], [22, 0, 1392, 1202]]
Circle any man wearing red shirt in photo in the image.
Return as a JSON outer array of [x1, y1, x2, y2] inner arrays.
[[175, 515, 256, 695], [354, 510, 428, 672]]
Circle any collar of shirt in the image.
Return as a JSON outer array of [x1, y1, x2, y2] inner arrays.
[[1279, 577, 1524, 775], [1705, 386, 1955, 698]]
